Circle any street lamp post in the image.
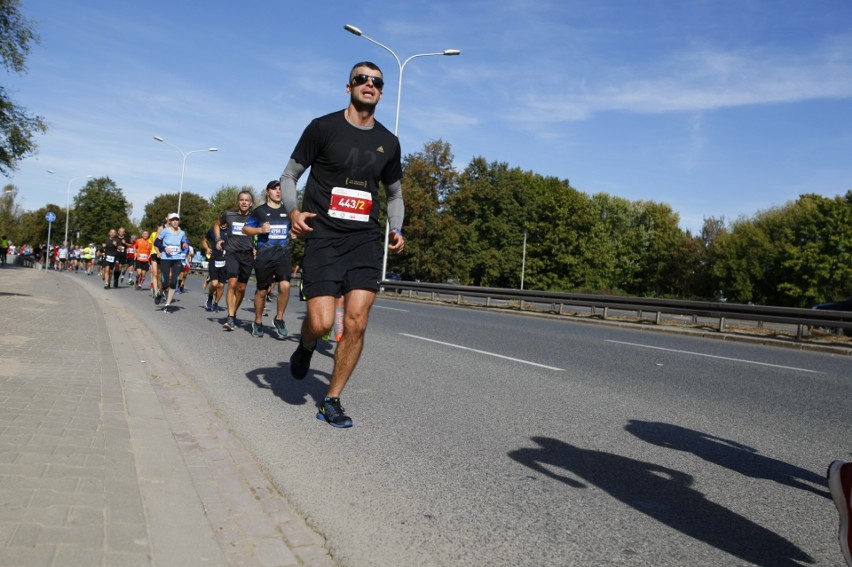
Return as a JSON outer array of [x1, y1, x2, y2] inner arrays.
[[153, 136, 218, 217], [343, 24, 460, 280], [47, 170, 93, 247]]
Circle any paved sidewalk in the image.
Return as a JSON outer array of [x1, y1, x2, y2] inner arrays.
[[0, 265, 336, 567]]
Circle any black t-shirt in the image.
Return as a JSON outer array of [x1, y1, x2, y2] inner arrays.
[[205, 228, 226, 261], [102, 237, 119, 257], [291, 110, 402, 237], [219, 210, 254, 252]]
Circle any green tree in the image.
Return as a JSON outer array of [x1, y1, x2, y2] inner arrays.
[[140, 191, 210, 246], [73, 177, 131, 245], [0, 0, 46, 175], [392, 139, 458, 281], [523, 175, 609, 292], [775, 193, 852, 305], [0, 183, 21, 242], [17, 203, 63, 247]]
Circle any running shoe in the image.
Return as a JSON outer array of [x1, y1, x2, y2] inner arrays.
[[205, 297, 213, 311], [104, 283, 109, 289], [289, 340, 314, 380], [162, 304, 171, 313], [316, 397, 352, 428], [828, 460, 852, 566], [251, 322, 264, 338], [272, 318, 288, 339], [223, 317, 237, 331], [154, 290, 163, 305]]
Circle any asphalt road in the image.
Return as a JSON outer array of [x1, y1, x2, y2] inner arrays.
[[83, 272, 849, 567]]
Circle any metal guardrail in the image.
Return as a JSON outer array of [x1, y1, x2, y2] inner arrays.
[[380, 281, 852, 340]]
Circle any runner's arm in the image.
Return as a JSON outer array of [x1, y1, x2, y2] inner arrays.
[[386, 180, 404, 234], [280, 158, 306, 214]]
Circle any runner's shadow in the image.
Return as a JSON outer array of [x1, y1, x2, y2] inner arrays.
[[245, 361, 330, 407], [508, 437, 813, 566], [625, 420, 829, 498]]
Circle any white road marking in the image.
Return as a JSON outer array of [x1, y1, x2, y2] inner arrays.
[[373, 305, 408, 312], [401, 333, 565, 371], [605, 340, 825, 374]]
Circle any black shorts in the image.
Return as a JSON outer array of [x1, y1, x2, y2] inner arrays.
[[302, 232, 382, 299], [134, 260, 149, 272], [208, 258, 227, 282], [254, 246, 292, 290], [225, 249, 254, 284], [149, 254, 160, 266]]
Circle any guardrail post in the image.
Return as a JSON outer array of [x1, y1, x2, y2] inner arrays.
[[603, 306, 609, 320], [719, 317, 726, 332], [655, 312, 662, 325]]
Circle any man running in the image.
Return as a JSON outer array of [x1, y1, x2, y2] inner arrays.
[[215, 191, 255, 331], [134, 230, 152, 289], [101, 229, 120, 289], [202, 217, 228, 312], [114, 227, 131, 287], [243, 180, 292, 339], [281, 61, 405, 428]]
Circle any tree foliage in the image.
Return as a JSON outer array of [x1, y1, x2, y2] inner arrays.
[[71, 177, 132, 244], [387, 139, 851, 308], [0, 0, 46, 175], [141, 191, 210, 246]]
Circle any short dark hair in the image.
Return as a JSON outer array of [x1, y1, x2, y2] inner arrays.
[[349, 61, 382, 83]]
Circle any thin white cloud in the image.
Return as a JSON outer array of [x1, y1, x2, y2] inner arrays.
[[517, 38, 852, 122]]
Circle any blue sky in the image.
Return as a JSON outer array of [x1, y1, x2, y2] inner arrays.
[[5, 0, 852, 233]]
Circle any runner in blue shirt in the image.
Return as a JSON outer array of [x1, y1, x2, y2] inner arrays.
[[243, 180, 291, 339]]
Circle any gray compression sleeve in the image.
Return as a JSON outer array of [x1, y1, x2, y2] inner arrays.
[[280, 158, 306, 213], [386, 180, 404, 233]]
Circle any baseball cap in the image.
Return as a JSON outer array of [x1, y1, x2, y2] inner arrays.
[[167, 213, 180, 220], [266, 180, 280, 190]]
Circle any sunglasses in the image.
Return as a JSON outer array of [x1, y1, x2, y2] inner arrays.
[[351, 74, 384, 90]]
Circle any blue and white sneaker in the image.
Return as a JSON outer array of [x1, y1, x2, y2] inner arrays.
[[316, 397, 352, 428]]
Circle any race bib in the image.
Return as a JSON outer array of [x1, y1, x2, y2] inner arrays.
[[230, 221, 245, 235], [165, 245, 180, 255], [328, 187, 372, 222], [214, 260, 226, 268], [137, 253, 148, 261], [268, 224, 289, 240], [105, 255, 115, 263]]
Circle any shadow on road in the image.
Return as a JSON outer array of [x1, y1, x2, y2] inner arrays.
[[625, 420, 829, 499], [508, 436, 813, 566], [245, 348, 334, 408]]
